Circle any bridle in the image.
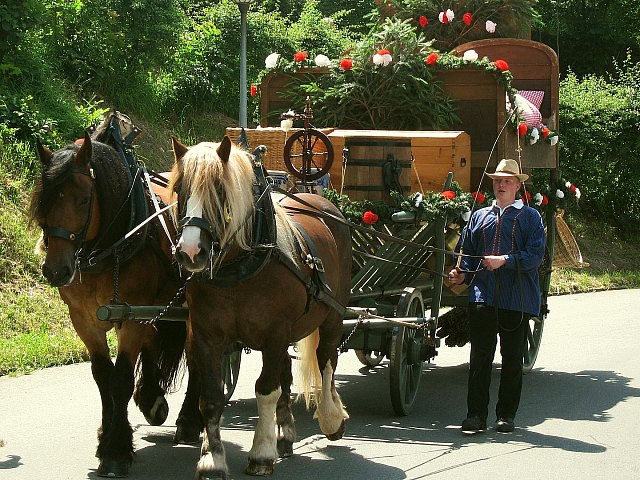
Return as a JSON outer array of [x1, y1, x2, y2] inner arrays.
[[42, 167, 96, 256]]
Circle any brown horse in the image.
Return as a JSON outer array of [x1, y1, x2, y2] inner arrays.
[[28, 114, 202, 477], [169, 137, 353, 479]]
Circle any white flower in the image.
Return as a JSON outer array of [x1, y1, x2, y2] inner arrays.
[[534, 192, 544, 206], [462, 210, 471, 222], [486, 20, 497, 33], [565, 181, 572, 188], [556, 189, 565, 199], [530, 127, 539, 145], [438, 9, 455, 23], [463, 49, 478, 62], [314, 54, 331, 67], [265, 53, 280, 69], [549, 135, 559, 146], [414, 193, 423, 207], [280, 110, 294, 132], [575, 187, 581, 200], [372, 52, 392, 66]]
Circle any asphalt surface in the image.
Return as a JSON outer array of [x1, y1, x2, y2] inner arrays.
[[1, 289, 640, 479]]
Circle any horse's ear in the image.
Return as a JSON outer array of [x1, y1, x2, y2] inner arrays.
[[36, 139, 53, 166], [74, 131, 93, 167], [172, 137, 189, 163], [217, 136, 232, 164]]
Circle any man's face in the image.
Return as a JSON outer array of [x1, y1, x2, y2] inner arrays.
[[492, 176, 521, 202]]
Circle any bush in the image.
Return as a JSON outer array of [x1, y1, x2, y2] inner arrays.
[[559, 55, 640, 232]]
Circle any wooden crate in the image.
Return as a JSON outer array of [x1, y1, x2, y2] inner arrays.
[[225, 127, 334, 172], [328, 130, 471, 195]]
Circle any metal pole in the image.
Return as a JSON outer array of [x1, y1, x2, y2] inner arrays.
[[239, 3, 249, 128]]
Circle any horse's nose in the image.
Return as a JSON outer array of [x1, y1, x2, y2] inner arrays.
[[42, 263, 73, 286], [176, 238, 202, 263]]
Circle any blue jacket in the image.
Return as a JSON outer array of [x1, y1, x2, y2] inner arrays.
[[459, 202, 546, 316]]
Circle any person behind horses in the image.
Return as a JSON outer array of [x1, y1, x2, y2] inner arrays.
[[449, 158, 545, 433]]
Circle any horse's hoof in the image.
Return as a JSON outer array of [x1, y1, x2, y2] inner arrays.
[[325, 419, 346, 441], [173, 422, 201, 444], [277, 438, 293, 458], [198, 472, 227, 480], [142, 396, 169, 426], [97, 458, 130, 478], [246, 458, 274, 476]]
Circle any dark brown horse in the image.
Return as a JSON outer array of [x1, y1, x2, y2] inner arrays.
[[169, 137, 352, 479], [28, 114, 202, 477]]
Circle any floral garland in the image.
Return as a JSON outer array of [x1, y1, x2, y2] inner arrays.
[[256, 44, 558, 145], [322, 178, 581, 228]]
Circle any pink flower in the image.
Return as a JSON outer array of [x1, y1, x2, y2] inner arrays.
[[442, 190, 456, 200], [425, 53, 439, 66], [363, 211, 379, 225], [471, 191, 485, 203], [294, 51, 308, 62], [463, 12, 473, 26], [494, 59, 509, 72], [339, 58, 353, 71], [419, 15, 428, 28], [250, 85, 257, 97]]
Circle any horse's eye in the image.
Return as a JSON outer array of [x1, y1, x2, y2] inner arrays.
[[77, 196, 91, 207]]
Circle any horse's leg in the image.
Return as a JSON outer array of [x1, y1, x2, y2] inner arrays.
[[191, 332, 228, 480], [276, 352, 295, 458], [174, 364, 203, 444], [246, 346, 287, 476], [315, 319, 349, 441], [133, 347, 169, 426]]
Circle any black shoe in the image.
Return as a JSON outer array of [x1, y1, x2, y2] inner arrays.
[[461, 416, 487, 432], [495, 417, 515, 433]]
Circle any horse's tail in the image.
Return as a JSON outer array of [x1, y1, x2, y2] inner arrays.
[[155, 321, 187, 392], [295, 329, 322, 409]]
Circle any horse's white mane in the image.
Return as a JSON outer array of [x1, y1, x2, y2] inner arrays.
[[178, 141, 300, 261]]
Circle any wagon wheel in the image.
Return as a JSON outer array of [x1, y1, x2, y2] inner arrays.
[[389, 287, 425, 416], [222, 344, 242, 402], [522, 315, 544, 373], [283, 128, 334, 181], [355, 350, 384, 367]]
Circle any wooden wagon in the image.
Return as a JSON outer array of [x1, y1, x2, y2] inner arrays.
[[98, 38, 560, 416]]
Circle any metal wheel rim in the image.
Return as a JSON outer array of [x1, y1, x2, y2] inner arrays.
[[355, 349, 384, 366], [523, 315, 544, 373]]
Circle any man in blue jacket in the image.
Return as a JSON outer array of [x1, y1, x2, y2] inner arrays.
[[449, 158, 546, 433]]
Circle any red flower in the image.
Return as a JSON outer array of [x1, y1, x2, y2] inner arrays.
[[377, 49, 391, 55], [541, 194, 549, 205], [494, 59, 510, 72], [339, 58, 353, 71], [419, 15, 428, 28], [250, 85, 258, 97], [442, 190, 456, 200], [471, 191, 485, 203], [523, 190, 531, 203], [362, 211, 379, 225], [463, 13, 473, 26], [294, 51, 308, 62], [569, 184, 577, 193], [425, 53, 439, 66], [518, 122, 528, 137], [542, 126, 550, 139]]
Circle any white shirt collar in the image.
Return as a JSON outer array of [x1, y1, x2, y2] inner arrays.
[[492, 199, 524, 215]]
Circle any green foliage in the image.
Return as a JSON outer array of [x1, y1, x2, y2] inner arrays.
[[392, 0, 539, 50], [535, 0, 640, 76], [558, 55, 640, 232]]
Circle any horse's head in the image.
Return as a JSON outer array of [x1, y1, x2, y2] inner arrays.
[[169, 136, 256, 273], [29, 132, 100, 286]]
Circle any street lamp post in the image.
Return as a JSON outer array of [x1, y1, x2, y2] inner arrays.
[[234, 0, 252, 128]]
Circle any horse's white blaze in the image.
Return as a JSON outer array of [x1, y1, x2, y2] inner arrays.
[[179, 192, 204, 262], [248, 388, 280, 462], [315, 361, 349, 436]]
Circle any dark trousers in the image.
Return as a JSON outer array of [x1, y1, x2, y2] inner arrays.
[[467, 304, 528, 421]]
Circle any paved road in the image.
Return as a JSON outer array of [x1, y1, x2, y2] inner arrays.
[[2, 290, 640, 480]]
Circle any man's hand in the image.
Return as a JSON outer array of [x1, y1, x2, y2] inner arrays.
[[482, 255, 507, 271], [448, 267, 465, 285]]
